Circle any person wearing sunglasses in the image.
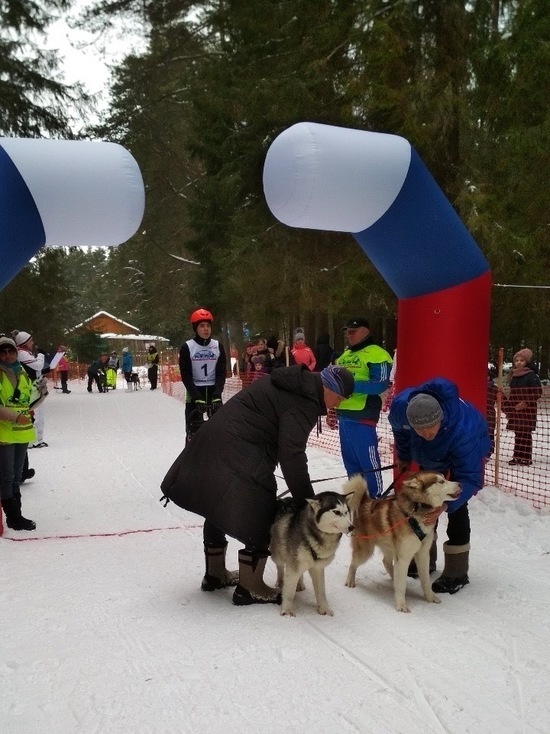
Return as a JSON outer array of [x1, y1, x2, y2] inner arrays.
[[0, 336, 48, 530]]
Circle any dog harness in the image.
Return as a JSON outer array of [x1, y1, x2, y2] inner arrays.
[[402, 503, 430, 541]]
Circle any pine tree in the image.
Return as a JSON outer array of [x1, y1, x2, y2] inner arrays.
[[0, 0, 82, 136]]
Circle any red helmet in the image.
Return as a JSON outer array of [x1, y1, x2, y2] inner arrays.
[[190, 308, 213, 325]]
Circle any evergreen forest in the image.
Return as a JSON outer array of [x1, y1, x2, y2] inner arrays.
[[0, 1, 548, 371]]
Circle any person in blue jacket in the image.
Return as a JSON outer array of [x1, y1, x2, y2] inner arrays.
[[121, 347, 133, 388], [388, 377, 491, 595]]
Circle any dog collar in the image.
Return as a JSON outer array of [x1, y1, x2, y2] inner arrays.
[[308, 544, 319, 561]]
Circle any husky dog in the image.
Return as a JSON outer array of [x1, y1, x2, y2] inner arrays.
[[129, 372, 141, 390], [270, 492, 354, 617], [345, 472, 460, 613]]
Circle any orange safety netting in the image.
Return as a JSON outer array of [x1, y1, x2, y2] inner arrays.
[[159, 366, 550, 510]]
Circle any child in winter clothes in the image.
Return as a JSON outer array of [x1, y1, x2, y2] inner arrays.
[[249, 355, 268, 382], [291, 328, 316, 371], [504, 348, 542, 466]]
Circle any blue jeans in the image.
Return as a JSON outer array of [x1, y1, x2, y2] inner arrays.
[[338, 420, 383, 498], [0, 443, 28, 500]]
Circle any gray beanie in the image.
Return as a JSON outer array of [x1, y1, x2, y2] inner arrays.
[[406, 394, 443, 429], [294, 327, 305, 342]]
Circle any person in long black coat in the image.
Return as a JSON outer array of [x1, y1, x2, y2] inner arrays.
[[504, 348, 542, 465], [161, 364, 354, 606], [313, 333, 334, 371]]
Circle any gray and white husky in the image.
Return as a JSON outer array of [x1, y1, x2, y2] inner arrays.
[[270, 492, 354, 617]]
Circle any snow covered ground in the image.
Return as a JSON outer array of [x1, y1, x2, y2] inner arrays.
[[1, 377, 549, 733]]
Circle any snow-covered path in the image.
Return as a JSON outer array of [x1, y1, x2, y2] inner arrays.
[[1, 378, 549, 733]]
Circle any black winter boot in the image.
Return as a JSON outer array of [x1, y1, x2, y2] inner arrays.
[[232, 550, 280, 606], [201, 544, 239, 591], [431, 542, 469, 594], [2, 497, 36, 531]]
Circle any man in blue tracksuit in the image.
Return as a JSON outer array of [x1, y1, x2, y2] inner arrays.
[[388, 377, 491, 594], [333, 317, 393, 498]]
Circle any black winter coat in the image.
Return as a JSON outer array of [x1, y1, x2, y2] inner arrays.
[[313, 334, 334, 371], [161, 365, 325, 547]]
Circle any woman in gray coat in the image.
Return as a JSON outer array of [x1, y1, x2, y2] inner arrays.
[[161, 364, 354, 606]]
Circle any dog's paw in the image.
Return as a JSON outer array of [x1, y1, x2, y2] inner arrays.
[[344, 577, 356, 588], [317, 605, 334, 617], [426, 593, 441, 604], [395, 601, 411, 613], [280, 608, 296, 617]]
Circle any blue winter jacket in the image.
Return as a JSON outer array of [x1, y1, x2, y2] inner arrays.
[[388, 378, 490, 513], [122, 352, 133, 372]]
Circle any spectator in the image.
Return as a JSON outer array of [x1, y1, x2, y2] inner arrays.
[[291, 328, 316, 370], [331, 317, 393, 498], [504, 349, 542, 466], [179, 309, 227, 445], [313, 333, 334, 372], [388, 377, 491, 594], [0, 335, 48, 530], [266, 335, 293, 370], [57, 345, 71, 394], [105, 351, 119, 390], [87, 355, 108, 393], [250, 355, 268, 382], [240, 342, 257, 387], [146, 345, 159, 390], [121, 347, 133, 389], [161, 364, 355, 605], [14, 331, 48, 448], [255, 339, 273, 373]]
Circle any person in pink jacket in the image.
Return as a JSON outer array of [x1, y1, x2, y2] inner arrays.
[[291, 328, 316, 371]]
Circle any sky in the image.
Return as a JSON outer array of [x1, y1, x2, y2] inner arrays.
[[44, 1, 146, 128], [1, 373, 549, 733]]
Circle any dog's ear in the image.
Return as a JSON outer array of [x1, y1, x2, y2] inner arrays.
[[306, 498, 321, 512], [343, 491, 356, 507], [402, 475, 423, 492]]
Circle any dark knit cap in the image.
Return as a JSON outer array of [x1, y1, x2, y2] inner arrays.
[[406, 394, 443, 429], [320, 366, 355, 398]]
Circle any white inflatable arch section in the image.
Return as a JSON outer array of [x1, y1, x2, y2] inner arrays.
[[263, 122, 411, 233], [1, 138, 144, 247]]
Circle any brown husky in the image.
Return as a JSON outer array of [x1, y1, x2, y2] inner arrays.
[[345, 472, 460, 612]]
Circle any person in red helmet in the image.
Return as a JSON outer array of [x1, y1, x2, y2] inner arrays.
[[179, 309, 227, 444]]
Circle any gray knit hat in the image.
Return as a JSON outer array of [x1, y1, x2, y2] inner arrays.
[[406, 394, 443, 429]]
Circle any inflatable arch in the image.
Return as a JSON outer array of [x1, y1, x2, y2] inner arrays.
[[263, 122, 491, 412], [0, 138, 145, 291]]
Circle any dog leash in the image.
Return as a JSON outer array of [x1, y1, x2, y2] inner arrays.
[[375, 469, 407, 501], [275, 463, 397, 486], [275, 463, 398, 499], [351, 514, 411, 540]]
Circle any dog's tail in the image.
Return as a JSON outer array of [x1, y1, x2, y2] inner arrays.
[[343, 475, 367, 513]]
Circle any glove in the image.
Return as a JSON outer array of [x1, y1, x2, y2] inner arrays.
[[326, 409, 337, 430], [35, 376, 49, 396], [195, 400, 208, 415], [211, 398, 222, 414]]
